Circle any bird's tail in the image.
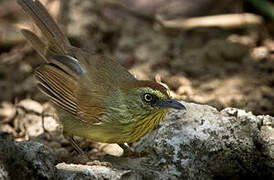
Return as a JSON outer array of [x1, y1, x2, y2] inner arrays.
[[18, 0, 70, 56]]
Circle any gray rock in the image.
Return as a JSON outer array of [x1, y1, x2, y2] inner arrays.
[[56, 163, 130, 180], [0, 163, 8, 180], [0, 132, 56, 180], [124, 102, 273, 179]]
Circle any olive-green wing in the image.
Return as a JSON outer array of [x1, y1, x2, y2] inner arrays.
[[34, 55, 105, 124], [35, 63, 78, 115]]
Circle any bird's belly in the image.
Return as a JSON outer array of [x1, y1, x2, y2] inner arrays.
[[68, 124, 138, 143], [62, 117, 150, 143], [56, 107, 162, 144], [57, 111, 134, 143]]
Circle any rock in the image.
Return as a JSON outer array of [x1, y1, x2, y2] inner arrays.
[[0, 163, 8, 180], [0, 132, 56, 180], [56, 163, 130, 179], [15, 99, 60, 138], [114, 102, 273, 179]]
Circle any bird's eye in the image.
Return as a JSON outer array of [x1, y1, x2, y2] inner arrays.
[[143, 93, 153, 102]]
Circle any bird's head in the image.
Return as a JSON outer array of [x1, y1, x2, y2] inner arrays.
[[102, 80, 186, 143], [110, 80, 186, 142], [122, 80, 186, 120]]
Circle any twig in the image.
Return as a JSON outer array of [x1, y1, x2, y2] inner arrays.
[[156, 13, 263, 30]]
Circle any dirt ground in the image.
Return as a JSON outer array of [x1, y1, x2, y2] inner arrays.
[[0, 0, 273, 162]]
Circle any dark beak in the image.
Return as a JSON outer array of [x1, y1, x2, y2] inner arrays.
[[158, 98, 186, 110]]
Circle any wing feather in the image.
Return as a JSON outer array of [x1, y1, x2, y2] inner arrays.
[[35, 64, 78, 115], [34, 61, 105, 124]]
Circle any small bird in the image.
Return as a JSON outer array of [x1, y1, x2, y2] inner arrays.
[[17, 0, 186, 154]]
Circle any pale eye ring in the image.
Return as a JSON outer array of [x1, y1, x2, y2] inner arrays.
[[143, 93, 153, 102]]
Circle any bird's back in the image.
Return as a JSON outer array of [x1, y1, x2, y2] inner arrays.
[[18, 0, 135, 125]]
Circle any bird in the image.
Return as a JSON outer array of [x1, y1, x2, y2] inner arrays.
[[17, 0, 186, 155]]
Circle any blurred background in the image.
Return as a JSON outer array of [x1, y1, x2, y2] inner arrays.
[[0, 0, 273, 159]]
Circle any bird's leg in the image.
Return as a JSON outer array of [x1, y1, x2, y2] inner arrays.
[[118, 143, 134, 156], [118, 143, 148, 158], [65, 135, 112, 166], [63, 133, 85, 155], [64, 135, 101, 164], [68, 136, 85, 155]]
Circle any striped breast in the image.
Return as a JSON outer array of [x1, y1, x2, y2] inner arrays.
[[125, 109, 168, 143]]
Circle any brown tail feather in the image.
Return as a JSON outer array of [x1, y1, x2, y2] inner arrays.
[[21, 29, 48, 60], [18, 0, 70, 54]]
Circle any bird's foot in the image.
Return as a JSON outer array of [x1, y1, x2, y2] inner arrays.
[[118, 143, 148, 158]]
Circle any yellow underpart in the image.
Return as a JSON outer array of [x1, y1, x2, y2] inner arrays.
[[126, 108, 169, 142]]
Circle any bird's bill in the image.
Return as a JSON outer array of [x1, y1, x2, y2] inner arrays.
[[157, 98, 186, 110]]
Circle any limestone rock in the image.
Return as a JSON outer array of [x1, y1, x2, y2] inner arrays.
[[0, 132, 56, 180], [128, 102, 274, 179]]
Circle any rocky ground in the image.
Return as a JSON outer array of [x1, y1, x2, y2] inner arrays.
[[0, 101, 273, 179], [0, 0, 273, 179]]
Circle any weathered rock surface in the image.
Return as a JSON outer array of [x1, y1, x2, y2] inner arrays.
[[0, 102, 273, 180], [130, 103, 274, 179], [56, 163, 130, 180], [0, 132, 56, 180]]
